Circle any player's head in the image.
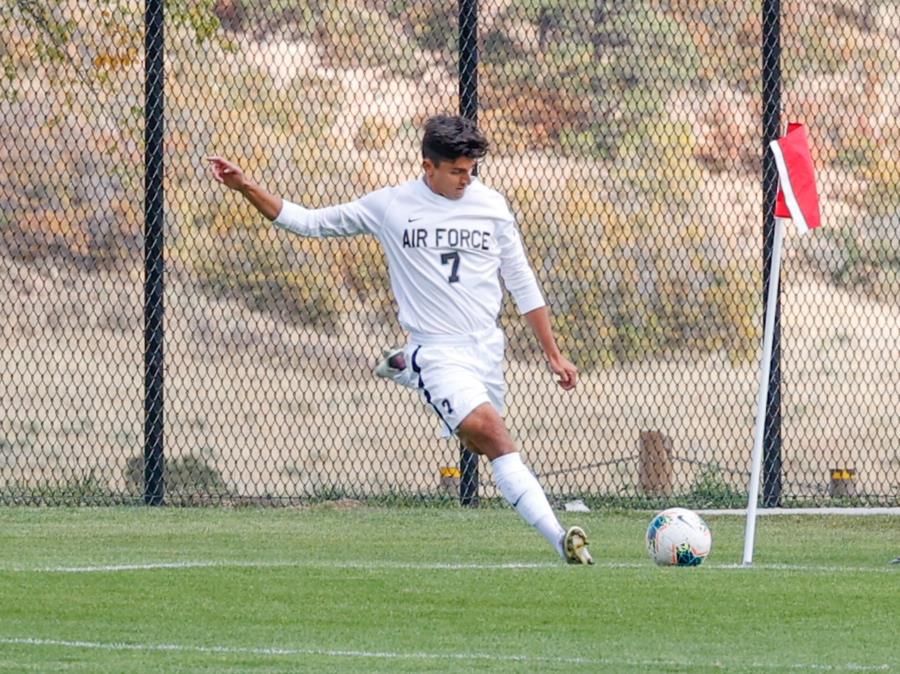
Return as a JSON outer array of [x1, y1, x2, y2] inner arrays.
[[421, 115, 488, 200]]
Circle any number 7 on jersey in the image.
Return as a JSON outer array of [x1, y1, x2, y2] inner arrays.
[[440, 251, 460, 283]]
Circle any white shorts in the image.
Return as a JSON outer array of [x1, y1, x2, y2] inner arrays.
[[393, 327, 506, 438]]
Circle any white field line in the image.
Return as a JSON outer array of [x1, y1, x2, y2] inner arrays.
[[697, 508, 900, 516], [0, 637, 892, 672], [2, 559, 896, 574]]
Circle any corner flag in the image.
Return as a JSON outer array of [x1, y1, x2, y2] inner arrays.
[[770, 123, 821, 233], [743, 122, 822, 566]]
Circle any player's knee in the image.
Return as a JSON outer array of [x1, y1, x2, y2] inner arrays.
[[483, 438, 516, 460], [458, 405, 515, 459]]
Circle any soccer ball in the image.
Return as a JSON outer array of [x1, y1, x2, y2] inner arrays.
[[646, 507, 712, 566]]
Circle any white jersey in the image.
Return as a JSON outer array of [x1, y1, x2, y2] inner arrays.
[[274, 177, 545, 338]]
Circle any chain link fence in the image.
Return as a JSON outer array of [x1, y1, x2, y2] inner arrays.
[[1, 0, 898, 507]]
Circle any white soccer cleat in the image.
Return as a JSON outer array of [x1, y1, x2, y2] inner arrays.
[[563, 525, 594, 565], [374, 347, 407, 380]]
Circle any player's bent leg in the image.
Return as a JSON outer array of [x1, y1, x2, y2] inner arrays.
[[458, 404, 573, 561]]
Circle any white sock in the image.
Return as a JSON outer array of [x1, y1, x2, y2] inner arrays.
[[534, 513, 566, 557], [492, 452, 566, 557]]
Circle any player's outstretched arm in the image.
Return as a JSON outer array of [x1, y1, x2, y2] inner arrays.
[[206, 156, 282, 221], [523, 306, 578, 391]]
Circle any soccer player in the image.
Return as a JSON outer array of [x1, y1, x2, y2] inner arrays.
[[207, 114, 593, 564]]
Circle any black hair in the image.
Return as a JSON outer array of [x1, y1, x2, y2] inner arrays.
[[421, 115, 489, 165]]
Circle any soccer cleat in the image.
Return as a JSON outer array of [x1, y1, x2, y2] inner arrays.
[[374, 347, 407, 380], [563, 525, 594, 565]]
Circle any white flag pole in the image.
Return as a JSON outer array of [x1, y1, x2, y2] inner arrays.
[[742, 216, 785, 566]]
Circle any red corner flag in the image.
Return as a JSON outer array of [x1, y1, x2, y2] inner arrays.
[[770, 123, 821, 233]]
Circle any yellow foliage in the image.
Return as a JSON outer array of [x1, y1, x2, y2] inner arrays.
[[9, 0, 886, 357], [353, 116, 400, 152]]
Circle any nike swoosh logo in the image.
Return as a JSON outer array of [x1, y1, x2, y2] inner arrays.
[[408, 217, 422, 222]]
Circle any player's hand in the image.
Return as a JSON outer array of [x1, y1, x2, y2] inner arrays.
[[549, 354, 578, 391], [206, 156, 249, 191]]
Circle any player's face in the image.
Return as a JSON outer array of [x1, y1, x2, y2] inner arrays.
[[423, 156, 476, 200]]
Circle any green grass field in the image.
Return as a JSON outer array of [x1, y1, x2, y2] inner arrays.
[[0, 506, 897, 673]]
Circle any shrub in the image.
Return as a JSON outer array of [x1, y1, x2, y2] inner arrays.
[[125, 454, 230, 500]]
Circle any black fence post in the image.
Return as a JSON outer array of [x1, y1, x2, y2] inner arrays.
[[459, 0, 478, 122], [459, 444, 479, 507], [143, 0, 165, 506], [458, 0, 479, 507], [761, 0, 782, 507]]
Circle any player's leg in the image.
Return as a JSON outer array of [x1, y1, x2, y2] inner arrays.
[[458, 404, 592, 563], [398, 340, 592, 563]]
